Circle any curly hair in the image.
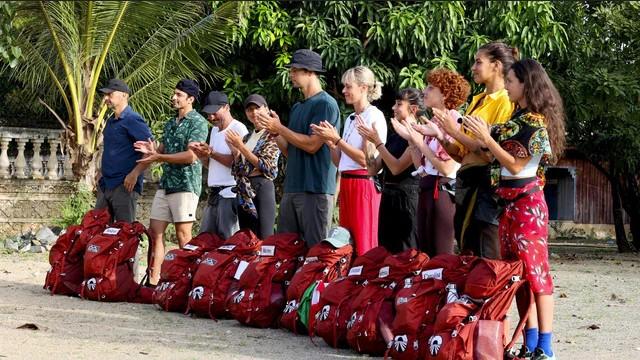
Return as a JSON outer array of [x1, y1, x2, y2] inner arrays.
[[426, 68, 471, 110]]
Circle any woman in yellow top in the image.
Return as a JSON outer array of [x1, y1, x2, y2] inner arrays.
[[433, 41, 517, 258]]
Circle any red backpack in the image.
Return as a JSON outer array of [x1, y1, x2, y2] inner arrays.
[[385, 273, 448, 360], [151, 232, 224, 312], [313, 246, 391, 349], [427, 263, 532, 360], [185, 229, 261, 318], [346, 249, 430, 356], [464, 259, 525, 299], [280, 241, 353, 333], [80, 221, 148, 302], [423, 254, 479, 290], [43, 208, 111, 296], [227, 233, 306, 328]]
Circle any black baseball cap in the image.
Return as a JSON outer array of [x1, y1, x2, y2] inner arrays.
[[202, 91, 228, 114], [99, 79, 130, 94], [175, 79, 200, 100], [285, 49, 325, 73], [243, 94, 268, 109]]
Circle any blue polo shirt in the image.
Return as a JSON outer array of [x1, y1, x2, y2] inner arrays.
[[283, 91, 340, 194], [100, 106, 152, 194]]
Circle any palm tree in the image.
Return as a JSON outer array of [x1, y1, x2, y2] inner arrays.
[[3, 0, 247, 186]]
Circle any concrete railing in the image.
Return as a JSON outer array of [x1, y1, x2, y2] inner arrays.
[[0, 126, 73, 180]]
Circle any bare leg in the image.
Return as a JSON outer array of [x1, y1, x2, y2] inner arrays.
[[174, 221, 193, 248], [535, 294, 554, 332], [148, 218, 169, 285]]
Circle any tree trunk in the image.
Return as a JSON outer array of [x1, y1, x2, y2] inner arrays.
[[620, 174, 640, 251], [610, 170, 634, 252]]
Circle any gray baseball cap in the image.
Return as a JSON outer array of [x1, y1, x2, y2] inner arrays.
[[323, 226, 351, 248]]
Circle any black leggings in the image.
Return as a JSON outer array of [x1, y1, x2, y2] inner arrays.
[[238, 176, 276, 239]]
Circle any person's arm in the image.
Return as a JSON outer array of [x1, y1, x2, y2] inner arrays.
[[123, 117, 153, 192], [275, 135, 288, 157], [311, 119, 367, 168], [463, 116, 529, 174], [414, 141, 457, 175], [378, 144, 414, 176], [257, 111, 326, 154]]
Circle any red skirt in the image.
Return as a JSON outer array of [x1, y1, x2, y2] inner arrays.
[[338, 169, 381, 255]]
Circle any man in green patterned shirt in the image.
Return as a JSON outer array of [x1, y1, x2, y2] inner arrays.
[[135, 79, 208, 285]]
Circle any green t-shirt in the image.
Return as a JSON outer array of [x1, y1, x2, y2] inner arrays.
[[283, 91, 340, 194], [159, 110, 208, 195]]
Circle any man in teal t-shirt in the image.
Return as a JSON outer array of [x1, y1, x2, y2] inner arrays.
[[134, 79, 208, 285], [257, 49, 340, 246]]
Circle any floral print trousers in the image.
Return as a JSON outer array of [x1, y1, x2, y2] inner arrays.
[[496, 179, 554, 295]]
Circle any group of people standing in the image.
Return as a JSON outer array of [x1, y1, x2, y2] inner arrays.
[[95, 42, 563, 360]]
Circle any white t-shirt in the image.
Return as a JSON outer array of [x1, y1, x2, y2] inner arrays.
[[207, 119, 249, 188], [338, 106, 388, 171], [424, 109, 461, 178]]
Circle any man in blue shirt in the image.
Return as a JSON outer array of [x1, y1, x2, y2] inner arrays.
[[96, 79, 152, 222], [257, 49, 340, 246]]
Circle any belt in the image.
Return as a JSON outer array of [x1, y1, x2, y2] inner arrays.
[[341, 172, 372, 180], [499, 177, 537, 188]]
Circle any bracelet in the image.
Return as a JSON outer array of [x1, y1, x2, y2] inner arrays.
[[375, 142, 384, 149], [334, 138, 342, 146]]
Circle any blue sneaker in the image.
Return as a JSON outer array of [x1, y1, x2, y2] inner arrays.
[[532, 347, 556, 360]]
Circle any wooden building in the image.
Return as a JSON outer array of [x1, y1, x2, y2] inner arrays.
[[544, 149, 629, 224]]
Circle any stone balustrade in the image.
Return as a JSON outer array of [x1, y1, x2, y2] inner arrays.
[[0, 126, 72, 180]]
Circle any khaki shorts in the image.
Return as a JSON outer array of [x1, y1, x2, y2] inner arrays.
[[150, 190, 199, 223]]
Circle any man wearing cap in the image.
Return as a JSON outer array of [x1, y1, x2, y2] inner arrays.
[[135, 79, 208, 285], [256, 49, 340, 247], [96, 79, 152, 222], [188, 91, 248, 239]]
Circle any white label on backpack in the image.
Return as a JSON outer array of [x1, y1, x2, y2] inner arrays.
[[103, 227, 120, 235], [183, 244, 198, 251], [348, 265, 363, 277], [260, 245, 275, 256], [378, 266, 390, 278], [421, 268, 443, 280], [304, 256, 319, 265], [234, 260, 250, 280], [218, 244, 236, 251]]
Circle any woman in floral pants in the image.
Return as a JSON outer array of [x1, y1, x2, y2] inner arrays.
[[465, 59, 566, 360]]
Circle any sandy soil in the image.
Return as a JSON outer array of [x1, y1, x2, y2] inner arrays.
[[1, 247, 639, 360]]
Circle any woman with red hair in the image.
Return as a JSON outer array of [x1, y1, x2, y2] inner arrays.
[[393, 68, 470, 256]]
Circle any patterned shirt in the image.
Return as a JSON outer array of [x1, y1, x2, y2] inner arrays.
[[159, 110, 209, 195], [231, 130, 280, 217], [490, 109, 552, 187]]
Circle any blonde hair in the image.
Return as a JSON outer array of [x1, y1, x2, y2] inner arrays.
[[341, 66, 383, 102]]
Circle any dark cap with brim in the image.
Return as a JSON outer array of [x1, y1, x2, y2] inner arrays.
[[243, 94, 268, 109], [285, 49, 325, 73], [202, 91, 228, 114], [99, 79, 130, 94]]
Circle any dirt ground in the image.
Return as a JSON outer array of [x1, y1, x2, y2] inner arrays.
[[1, 246, 639, 360]]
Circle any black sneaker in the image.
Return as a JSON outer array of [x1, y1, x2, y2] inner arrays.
[[532, 347, 556, 360]]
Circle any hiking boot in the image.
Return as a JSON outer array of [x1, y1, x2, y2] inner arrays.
[[532, 347, 556, 360]]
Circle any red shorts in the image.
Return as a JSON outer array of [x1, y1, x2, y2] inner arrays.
[[496, 179, 554, 295]]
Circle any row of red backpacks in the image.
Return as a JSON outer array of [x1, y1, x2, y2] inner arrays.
[[44, 209, 533, 360], [44, 208, 152, 302]]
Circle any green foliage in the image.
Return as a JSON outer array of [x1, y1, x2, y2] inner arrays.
[[0, 1, 21, 68], [209, 0, 569, 124], [53, 183, 95, 229], [1, 1, 243, 185]]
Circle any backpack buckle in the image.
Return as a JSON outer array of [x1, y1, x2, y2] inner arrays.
[[511, 275, 521, 283]]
